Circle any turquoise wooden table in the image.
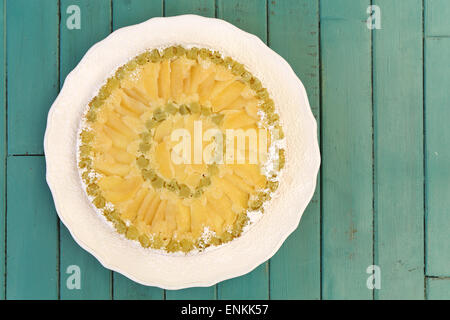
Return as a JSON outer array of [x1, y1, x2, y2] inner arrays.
[[1, 0, 449, 300]]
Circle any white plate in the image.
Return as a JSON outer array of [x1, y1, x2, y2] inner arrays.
[[44, 15, 320, 289]]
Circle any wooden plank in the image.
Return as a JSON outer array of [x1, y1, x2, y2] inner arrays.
[[111, 0, 164, 300], [164, 0, 216, 301], [426, 278, 450, 300], [425, 0, 450, 36], [372, 0, 424, 300], [216, 0, 269, 300], [6, 156, 58, 299], [165, 0, 215, 17], [0, 0, 5, 300], [320, 0, 373, 299], [425, 37, 450, 277], [59, 0, 112, 300], [7, 0, 58, 155], [267, 0, 320, 300], [112, 0, 162, 29], [216, 0, 267, 42]]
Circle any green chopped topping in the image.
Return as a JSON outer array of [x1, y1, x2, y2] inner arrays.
[[138, 235, 151, 248], [267, 180, 279, 192], [153, 108, 167, 122], [78, 157, 92, 169], [98, 86, 111, 100], [212, 113, 225, 125], [180, 239, 194, 252], [139, 142, 151, 153], [193, 188, 203, 198], [201, 106, 211, 116], [221, 231, 233, 242], [186, 47, 199, 60], [179, 104, 190, 115], [165, 102, 178, 115], [136, 53, 148, 65], [207, 163, 219, 176], [199, 176, 211, 188], [81, 171, 91, 183], [250, 199, 263, 211], [257, 88, 269, 100], [86, 183, 99, 196], [165, 179, 180, 192], [141, 168, 156, 181], [210, 237, 222, 246], [163, 46, 176, 59], [267, 112, 280, 125], [166, 240, 180, 253], [179, 184, 191, 198], [80, 130, 94, 143], [199, 48, 211, 59], [126, 60, 137, 71], [190, 102, 201, 113], [126, 226, 139, 240], [86, 110, 97, 122], [115, 220, 127, 234], [145, 119, 157, 129], [175, 45, 186, 56], [152, 237, 163, 249], [115, 66, 126, 79], [93, 196, 106, 209], [90, 97, 103, 109], [136, 155, 149, 168], [151, 176, 164, 189], [278, 149, 286, 169], [107, 77, 120, 90], [139, 131, 151, 142], [150, 49, 161, 62], [241, 71, 252, 82], [79, 145, 91, 156]]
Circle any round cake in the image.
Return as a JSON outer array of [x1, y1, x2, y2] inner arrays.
[[78, 45, 285, 253], [45, 15, 320, 288]]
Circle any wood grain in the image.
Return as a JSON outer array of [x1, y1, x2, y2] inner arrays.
[[7, 156, 58, 299], [426, 278, 450, 299], [425, 37, 450, 277], [320, 0, 373, 299], [268, 0, 321, 300], [59, 0, 112, 300], [373, 0, 424, 299], [0, 0, 5, 300], [425, 0, 450, 36], [7, 0, 58, 155]]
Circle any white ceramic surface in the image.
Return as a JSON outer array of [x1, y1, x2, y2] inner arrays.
[[44, 15, 320, 289]]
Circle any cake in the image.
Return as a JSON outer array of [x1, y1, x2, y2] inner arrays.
[[78, 45, 285, 253]]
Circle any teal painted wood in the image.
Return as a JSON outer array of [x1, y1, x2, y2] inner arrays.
[[112, 0, 162, 30], [424, 37, 450, 277], [216, 0, 267, 42], [373, 0, 425, 299], [59, 0, 112, 300], [321, 0, 373, 299], [426, 278, 450, 299], [425, 0, 450, 36], [6, 156, 58, 299], [165, 0, 215, 17], [268, 0, 321, 300], [164, 0, 217, 301], [216, 0, 268, 300], [111, 0, 164, 300], [0, 0, 5, 300], [7, 0, 58, 155]]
